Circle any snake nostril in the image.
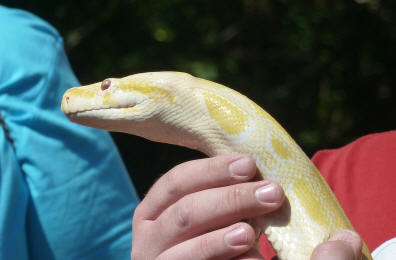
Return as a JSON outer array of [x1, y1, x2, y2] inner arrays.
[[101, 79, 111, 90]]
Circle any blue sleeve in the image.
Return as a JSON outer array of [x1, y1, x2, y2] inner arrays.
[[0, 5, 139, 260]]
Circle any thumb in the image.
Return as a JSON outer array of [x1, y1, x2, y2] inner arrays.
[[311, 230, 363, 260]]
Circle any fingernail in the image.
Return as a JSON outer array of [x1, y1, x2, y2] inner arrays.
[[329, 230, 361, 245], [224, 227, 249, 247], [255, 182, 282, 204], [229, 157, 254, 179]]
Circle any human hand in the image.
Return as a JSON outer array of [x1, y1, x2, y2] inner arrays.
[[131, 154, 284, 259], [130, 154, 363, 260]]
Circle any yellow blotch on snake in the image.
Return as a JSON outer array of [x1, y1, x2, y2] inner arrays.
[[293, 177, 330, 227], [66, 87, 96, 99], [293, 166, 351, 230], [119, 81, 178, 106], [202, 92, 248, 135], [271, 137, 291, 159], [102, 92, 118, 106]]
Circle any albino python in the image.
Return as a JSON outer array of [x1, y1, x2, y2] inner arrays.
[[61, 71, 372, 259]]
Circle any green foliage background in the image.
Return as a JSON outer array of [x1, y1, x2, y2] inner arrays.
[[6, 0, 395, 196]]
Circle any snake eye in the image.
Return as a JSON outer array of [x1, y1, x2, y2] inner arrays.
[[101, 79, 111, 90]]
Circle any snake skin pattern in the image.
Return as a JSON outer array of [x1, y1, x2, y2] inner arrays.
[[61, 71, 372, 260]]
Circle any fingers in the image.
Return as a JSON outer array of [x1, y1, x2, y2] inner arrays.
[[132, 154, 284, 260], [137, 154, 257, 220], [157, 223, 258, 260], [154, 180, 284, 248], [311, 230, 363, 260]]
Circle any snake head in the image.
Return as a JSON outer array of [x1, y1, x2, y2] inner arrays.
[[62, 71, 257, 154], [61, 72, 213, 149], [62, 72, 189, 119]]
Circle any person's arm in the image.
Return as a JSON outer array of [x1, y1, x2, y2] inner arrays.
[[131, 154, 362, 260]]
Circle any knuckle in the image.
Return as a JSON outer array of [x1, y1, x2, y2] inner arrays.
[[224, 185, 246, 216], [206, 157, 219, 173], [198, 235, 216, 260], [205, 156, 229, 176], [173, 198, 194, 230]]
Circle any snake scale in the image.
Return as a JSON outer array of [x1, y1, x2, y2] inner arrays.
[[61, 71, 372, 259]]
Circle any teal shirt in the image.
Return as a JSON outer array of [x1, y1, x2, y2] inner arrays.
[[0, 6, 139, 260]]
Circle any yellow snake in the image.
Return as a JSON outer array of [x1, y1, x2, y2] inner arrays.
[[61, 71, 372, 259]]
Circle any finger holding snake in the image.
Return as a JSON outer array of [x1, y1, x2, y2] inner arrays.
[[131, 155, 284, 259]]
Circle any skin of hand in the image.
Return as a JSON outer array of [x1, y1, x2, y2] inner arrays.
[[131, 155, 363, 260]]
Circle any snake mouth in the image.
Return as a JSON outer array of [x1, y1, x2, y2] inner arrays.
[[66, 104, 135, 114], [65, 105, 138, 119], [65, 107, 138, 131]]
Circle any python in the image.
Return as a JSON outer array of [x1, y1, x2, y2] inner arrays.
[[61, 71, 372, 260]]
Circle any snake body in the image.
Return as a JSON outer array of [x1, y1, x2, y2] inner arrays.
[[61, 71, 372, 259]]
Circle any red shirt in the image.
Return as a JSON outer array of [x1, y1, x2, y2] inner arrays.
[[260, 130, 396, 259]]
